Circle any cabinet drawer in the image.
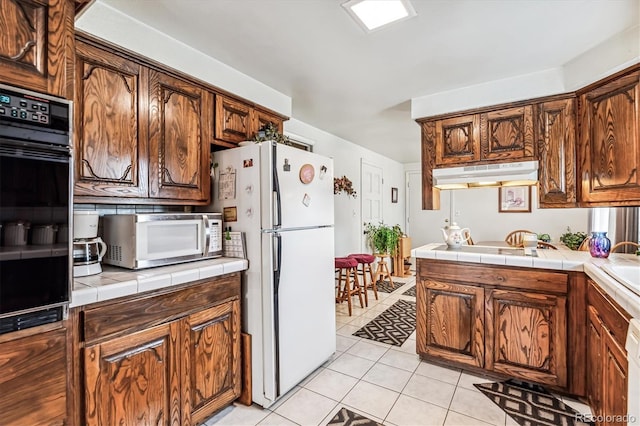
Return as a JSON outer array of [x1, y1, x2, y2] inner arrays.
[[418, 259, 568, 294], [587, 280, 630, 348], [83, 273, 241, 343]]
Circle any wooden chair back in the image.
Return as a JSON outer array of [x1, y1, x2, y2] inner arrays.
[[577, 237, 591, 251], [537, 241, 558, 250], [505, 229, 536, 247], [611, 241, 640, 253]]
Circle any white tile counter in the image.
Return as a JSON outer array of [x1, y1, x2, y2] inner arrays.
[[412, 243, 640, 319], [71, 257, 248, 308]]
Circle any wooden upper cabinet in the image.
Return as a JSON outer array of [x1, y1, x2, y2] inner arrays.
[[148, 70, 211, 201], [254, 108, 284, 134], [579, 69, 640, 205], [184, 299, 241, 425], [537, 98, 577, 207], [74, 41, 149, 198], [215, 95, 252, 145], [435, 115, 480, 166], [481, 105, 535, 161], [485, 289, 567, 388], [84, 321, 181, 426], [0, 0, 74, 98]]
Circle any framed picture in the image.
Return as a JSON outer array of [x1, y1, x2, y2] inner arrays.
[[391, 187, 398, 203], [499, 186, 531, 212]]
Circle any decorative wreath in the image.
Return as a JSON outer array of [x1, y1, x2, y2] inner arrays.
[[334, 176, 357, 198]]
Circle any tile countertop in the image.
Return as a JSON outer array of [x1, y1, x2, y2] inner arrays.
[[412, 243, 640, 319], [71, 257, 248, 308]]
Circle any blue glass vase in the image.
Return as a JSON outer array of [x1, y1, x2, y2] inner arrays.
[[589, 231, 611, 258]]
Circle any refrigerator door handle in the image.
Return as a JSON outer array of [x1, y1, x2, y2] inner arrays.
[[272, 141, 282, 229], [272, 232, 282, 397]]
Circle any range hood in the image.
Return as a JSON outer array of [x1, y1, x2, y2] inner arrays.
[[432, 160, 538, 189]]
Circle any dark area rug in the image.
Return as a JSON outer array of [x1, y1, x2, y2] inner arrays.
[[474, 379, 594, 426], [325, 407, 383, 426], [402, 285, 416, 297], [374, 279, 405, 293], [353, 299, 416, 346]]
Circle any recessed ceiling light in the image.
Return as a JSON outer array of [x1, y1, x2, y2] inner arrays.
[[342, 0, 417, 32]]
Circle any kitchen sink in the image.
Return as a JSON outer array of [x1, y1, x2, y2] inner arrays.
[[601, 264, 640, 296]]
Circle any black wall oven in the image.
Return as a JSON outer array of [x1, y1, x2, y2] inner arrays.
[[0, 83, 72, 334]]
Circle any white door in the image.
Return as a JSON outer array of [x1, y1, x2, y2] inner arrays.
[[361, 161, 383, 252], [260, 142, 334, 230], [407, 171, 451, 248], [261, 227, 336, 400]]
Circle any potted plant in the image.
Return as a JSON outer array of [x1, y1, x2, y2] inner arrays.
[[364, 222, 403, 255], [334, 175, 357, 198], [252, 122, 291, 145], [559, 227, 588, 250]]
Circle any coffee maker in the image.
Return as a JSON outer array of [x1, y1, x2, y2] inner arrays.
[[73, 211, 107, 277]]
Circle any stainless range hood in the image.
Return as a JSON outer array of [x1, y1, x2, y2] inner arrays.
[[432, 160, 538, 189]]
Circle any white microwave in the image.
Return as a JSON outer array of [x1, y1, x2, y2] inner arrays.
[[102, 213, 223, 269]]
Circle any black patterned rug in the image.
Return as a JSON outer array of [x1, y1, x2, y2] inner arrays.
[[325, 407, 383, 426], [375, 280, 406, 293], [474, 379, 594, 426], [402, 285, 416, 297], [352, 299, 416, 346]]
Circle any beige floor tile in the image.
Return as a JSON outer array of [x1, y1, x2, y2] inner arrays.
[[444, 410, 494, 425], [346, 340, 389, 362], [303, 368, 358, 401], [361, 362, 412, 392], [385, 394, 448, 426], [298, 365, 324, 386], [449, 387, 506, 426], [342, 381, 400, 420], [456, 371, 494, 390], [326, 352, 375, 379], [267, 385, 301, 411], [505, 414, 520, 426], [393, 339, 418, 354], [414, 361, 461, 385], [336, 323, 362, 337], [378, 349, 421, 372], [206, 403, 269, 425], [336, 335, 359, 352], [348, 315, 377, 327], [273, 388, 338, 426], [402, 373, 456, 409], [256, 412, 299, 425]]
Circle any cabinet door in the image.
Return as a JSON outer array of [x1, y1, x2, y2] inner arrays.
[[537, 98, 577, 207], [74, 41, 149, 198], [416, 279, 484, 368], [485, 289, 567, 387], [603, 327, 628, 426], [481, 105, 535, 161], [434, 115, 480, 166], [587, 307, 603, 420], [148, 70, 211, 201], [84, 322, 181, 426], [215, 95, 252, 145], [253, 108, 283, 135], [183, 299, 241, 425], [580, 71, 640, 205], [0, 326, 67, 425], [0, 0, 74, 97]]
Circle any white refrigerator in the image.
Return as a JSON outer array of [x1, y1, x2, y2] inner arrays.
[[212, 141, 336, 408]]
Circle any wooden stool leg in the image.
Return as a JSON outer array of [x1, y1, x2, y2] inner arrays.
[[384, 261, 394, 288], [345, 268, 353, 316], [359, 263, 369, 307], [366, 263, 378, 300], [352, 266, 364, 309]]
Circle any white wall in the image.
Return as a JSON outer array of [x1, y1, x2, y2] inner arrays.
[[285, 119, 405, 256], [404, 164, 589, 246]]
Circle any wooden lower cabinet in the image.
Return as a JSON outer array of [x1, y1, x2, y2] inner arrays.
[[0, 324, 68, 425], [587, 280, 630, 425], [72, 274, 242, 426], [416, 259, 579, 393], [84, 322, 181, 425], [416, 279, 484, 368]]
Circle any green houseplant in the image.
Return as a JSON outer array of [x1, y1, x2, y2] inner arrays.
[[251, 122, 291, 145], [364, 222, 403, 255], [559, 227, 588, 250]]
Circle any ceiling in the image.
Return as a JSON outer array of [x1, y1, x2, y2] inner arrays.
[[97, 0, 638, 163]]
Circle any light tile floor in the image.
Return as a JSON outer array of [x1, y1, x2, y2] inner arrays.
[[206, 275, 592, 426]]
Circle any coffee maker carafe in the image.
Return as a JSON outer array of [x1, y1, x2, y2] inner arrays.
[[73, 211, 106, 277]]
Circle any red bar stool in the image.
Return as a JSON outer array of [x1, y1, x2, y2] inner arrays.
[[347, 253, 377, 306], [335, 257, 364, 316]]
